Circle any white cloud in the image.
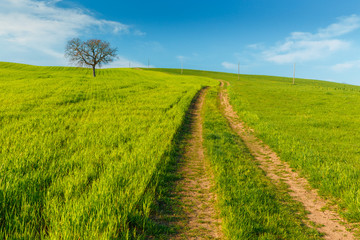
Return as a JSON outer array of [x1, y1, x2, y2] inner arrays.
[[105, 56, 151, 68], [0, 0, 140, 64], [177, 55, 186, 61], [317, 15, 360, 38], [265, 39, 349, 64], [263, 15, 360, 64], [133, 30, 146, 36], [331, 60, 360, 72], [221, 61, 238, 70], [247, 43, 264, 50]]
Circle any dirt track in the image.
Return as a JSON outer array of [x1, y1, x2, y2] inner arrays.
[[172, 88, 222, 239], [219, 80, 355, 240]]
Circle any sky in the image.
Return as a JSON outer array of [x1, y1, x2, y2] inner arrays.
[[2, 0, 360, 85]]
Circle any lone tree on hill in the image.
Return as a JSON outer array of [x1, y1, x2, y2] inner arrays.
[[65, 38, 117, 77]]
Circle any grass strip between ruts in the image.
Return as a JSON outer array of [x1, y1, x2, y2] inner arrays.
[[202, 86, 322, 239]]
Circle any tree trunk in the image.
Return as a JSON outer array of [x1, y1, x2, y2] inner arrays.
[[92, 65, 96, 77]]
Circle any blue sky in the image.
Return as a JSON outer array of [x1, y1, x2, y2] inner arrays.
[[2, 0, 360, 84]]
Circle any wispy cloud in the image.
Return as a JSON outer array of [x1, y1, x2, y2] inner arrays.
[[331, 60, 360, 72], [176, 55, 185, 60], [105, 56, 151, 68], [221, 61, 238, 70], [247, 43, 264, 50], [263, 15, 360, 64], [133, 30, 146, 36], [0, 0, 141, 64], [176, 53, 200, 62], [316, 15, 360, 38]]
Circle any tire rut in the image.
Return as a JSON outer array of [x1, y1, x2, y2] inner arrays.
[[219, 80, 356, 240], [155, 87, 222, 239], [174, 87, 222, 239]]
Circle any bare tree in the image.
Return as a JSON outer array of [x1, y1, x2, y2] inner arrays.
[[65, 38, 117, 77]]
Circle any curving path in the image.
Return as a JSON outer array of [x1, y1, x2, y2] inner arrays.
[[219, 80, 355, 240]]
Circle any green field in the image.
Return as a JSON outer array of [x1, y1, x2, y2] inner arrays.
[[226, 74, 360, 222], [0, 62, 216, 238], [2, 63, 360, 239], [152, 68, 360, 223]]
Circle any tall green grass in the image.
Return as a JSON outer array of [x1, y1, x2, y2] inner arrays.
[[226, 75, 360, 222], [150, 68, 360, 223], [202, 86, 321, 239], [0, 63, 217, 239]]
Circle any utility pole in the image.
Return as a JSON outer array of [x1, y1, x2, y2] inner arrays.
[[238, 62, 240, 80], [181, 60, 183, 75], [293, 63, 296, 85]]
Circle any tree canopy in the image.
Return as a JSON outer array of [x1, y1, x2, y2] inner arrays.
[[65, 38, 117, 77]]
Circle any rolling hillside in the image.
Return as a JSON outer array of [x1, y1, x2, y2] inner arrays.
[[152, 68, 360, 223], [1, 63, 360, 239]]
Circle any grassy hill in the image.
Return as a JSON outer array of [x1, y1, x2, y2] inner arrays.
[[2, 63, 360, 239], [151, 68, 360, 223], [0, 62, 217, 239]]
